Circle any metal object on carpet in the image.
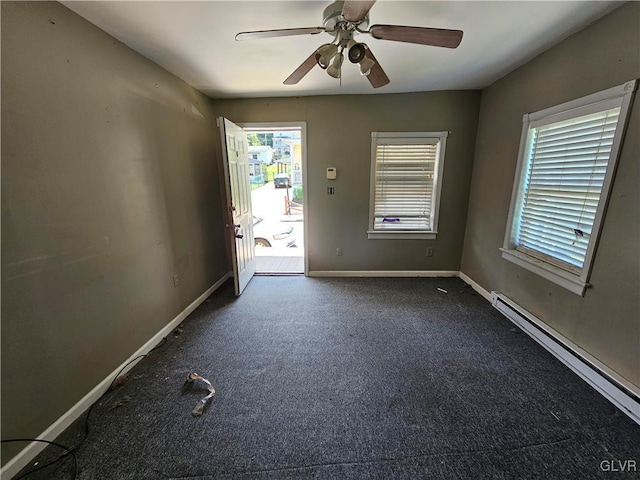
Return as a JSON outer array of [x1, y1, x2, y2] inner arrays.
[[184, 373, 215, 417]]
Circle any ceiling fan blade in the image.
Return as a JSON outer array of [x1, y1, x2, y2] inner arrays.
[[363, 47, 389, 88], [283, 47, 325, 85], [369, 25, 463, 48], [236, 27, 324, 41], [342, 0, 376, 22]]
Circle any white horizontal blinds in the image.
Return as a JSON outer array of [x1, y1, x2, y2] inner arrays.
[[373, 138, 438, 231], [516, 106, 621, 271]]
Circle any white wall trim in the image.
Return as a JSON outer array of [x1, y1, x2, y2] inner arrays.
[[458, 271, 492, 302], [308, 270, 459, 278], [491, 291, 640, 425], [500, 249, 587, 296], [0, 271, 232, 480]]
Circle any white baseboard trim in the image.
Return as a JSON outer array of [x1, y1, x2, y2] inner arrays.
[[458, 271, 492, 302], [308, 270, 459, 278], [1, 271, 232, 480], [491, 291, 640, 425]]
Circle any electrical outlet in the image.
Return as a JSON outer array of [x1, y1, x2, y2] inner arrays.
[[426, 247, 434, 257], [336, 247, 343, 256], [327, 186, 335, 195], [173, 274, 180, 287]]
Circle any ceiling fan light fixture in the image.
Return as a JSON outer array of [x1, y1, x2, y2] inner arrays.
[[359, 56, 376, 76], [347, 42, 367, 64], [327, 51, 344, 78], [316, 43, 338, 69], [238, 1, 463, 89]]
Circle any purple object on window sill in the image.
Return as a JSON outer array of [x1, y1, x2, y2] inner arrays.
[[382, 217, 400, 223]]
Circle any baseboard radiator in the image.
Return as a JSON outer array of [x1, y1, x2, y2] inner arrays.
[[490, 291, 640, 425]]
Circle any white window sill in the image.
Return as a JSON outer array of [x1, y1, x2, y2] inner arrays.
[[368, 231, 437, 240], [500, 248, 588, 296]]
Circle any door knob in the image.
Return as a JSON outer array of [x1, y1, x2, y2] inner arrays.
[[233, 224, 243, 239]]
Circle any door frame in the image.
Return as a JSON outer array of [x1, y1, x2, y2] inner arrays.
[[241, 121, 308, 276]]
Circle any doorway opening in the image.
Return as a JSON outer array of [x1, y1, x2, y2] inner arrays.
[[242, 123, 306, 275]]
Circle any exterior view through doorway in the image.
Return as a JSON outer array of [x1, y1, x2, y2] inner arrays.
[[242, 123, 307, 275]]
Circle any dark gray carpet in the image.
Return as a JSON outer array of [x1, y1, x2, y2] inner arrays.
[[17, 277, 640, 479]]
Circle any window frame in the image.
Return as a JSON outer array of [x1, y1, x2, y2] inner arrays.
[[501, 80, 637, 296], [368, 131, 448, 240]]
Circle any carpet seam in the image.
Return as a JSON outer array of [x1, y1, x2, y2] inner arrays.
[[166, 436, 577, 478]]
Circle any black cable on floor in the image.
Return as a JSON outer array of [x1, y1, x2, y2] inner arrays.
[[0, 439, 77, 480], [2, 335, 170, 479]]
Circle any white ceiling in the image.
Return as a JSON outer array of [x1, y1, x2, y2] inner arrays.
[[61, 1, 621, 99]]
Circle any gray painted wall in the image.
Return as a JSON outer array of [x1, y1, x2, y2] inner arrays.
[[461, 2, 640, 388], [1, 1, 229, 462], [211, 92, 481, 272]]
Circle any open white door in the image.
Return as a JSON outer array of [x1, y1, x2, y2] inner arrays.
[[219, 117, 255, 295]]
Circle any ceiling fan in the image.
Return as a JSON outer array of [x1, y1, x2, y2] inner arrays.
[[235, 0, 463, 88]]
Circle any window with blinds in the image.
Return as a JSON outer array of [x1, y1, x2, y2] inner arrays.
[[502, 79, 636, 295], [515, 107, 620, 272], [368, 132, 447, 238]]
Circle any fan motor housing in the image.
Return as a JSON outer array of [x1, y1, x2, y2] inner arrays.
[[322, 1, 369, 32]]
